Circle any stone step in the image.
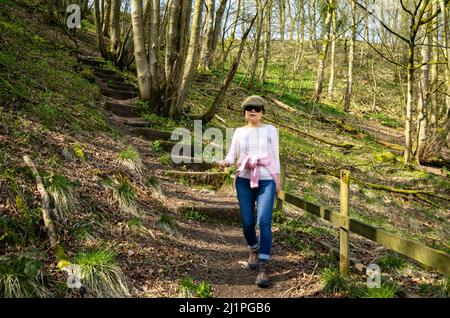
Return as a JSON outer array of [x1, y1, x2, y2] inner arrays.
[[100, 87, 139, 100], [94, 71, 126, 83], [97, 78, 132, 88], [91, 66, 117, 75], [111, 115, 154, 127], [177, 204, 240, 223], [78, 55, 106, 67], [104, 101, 142, 117], [165, 170, 229, 189], [170, 156, 214, 171], [97, 78, 137, 92], [126, 127, 173, 141]]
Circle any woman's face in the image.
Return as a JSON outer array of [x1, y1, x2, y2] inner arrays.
[[244, 106, 263, 124]]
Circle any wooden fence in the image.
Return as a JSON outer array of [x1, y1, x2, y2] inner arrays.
[[276, 169, 450, 276]]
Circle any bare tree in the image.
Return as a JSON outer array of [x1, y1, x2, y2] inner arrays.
[[313, 0, 335, 103], [344, 0, 356, 112]]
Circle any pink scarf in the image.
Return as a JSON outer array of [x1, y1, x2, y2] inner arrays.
[[236, 154, 280, 189]]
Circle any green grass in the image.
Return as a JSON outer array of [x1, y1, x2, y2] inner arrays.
[[366, 111, 401, 128], [0, 254, 49, 298], [321, 267, 349, 295], [118, 146, 143, 175], [419, 276, 449, 298], [375, 251, 407, 273], [75, 248, 130, 298], [45, 173, 76, 222], [179, 277, 213, 298], [350, 280, 399, 298], [157, 213, 177, 233], [104, 175, 139, 216], [183, 209, 209, 223], [158, 153, 172, 165]]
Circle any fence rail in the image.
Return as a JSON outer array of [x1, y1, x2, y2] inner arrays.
[[277, 170, 450, 276]]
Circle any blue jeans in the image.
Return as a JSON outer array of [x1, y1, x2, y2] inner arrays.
[[235, 177, 276, 261]]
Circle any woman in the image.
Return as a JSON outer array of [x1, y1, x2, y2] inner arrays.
[[219, 95, 281, 288]]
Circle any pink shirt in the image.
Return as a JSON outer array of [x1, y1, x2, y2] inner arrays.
[[224, 124, 280, 188]]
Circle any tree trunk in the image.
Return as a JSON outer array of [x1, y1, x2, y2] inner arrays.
[[173, 0, 205, 118], [199, 0, 215, 70], [211, 0, 228, 65], [148, 0, 161, 110], [221, 0, 241, 71], [344, 0, 356, 112], [313, 0, 334, 103], [164, 0, 182, 116], [178, 0, 193, 68], [279, 0, 285, 44], [110, 0, 121, 60], [404, 43, 414, 164], [131, 0, 151, 100], [260, 0, 272, 84], [102, 0, 112, 36], [439, 0, 450, 139], [430, 12, 438, 129], [248, 0, 263, 90], [201, 15, 257, 123], [416, 18, 431, 164], [165, 0, 182, 81], [327, 6, 337, 99], [93, 0, 108, 59]]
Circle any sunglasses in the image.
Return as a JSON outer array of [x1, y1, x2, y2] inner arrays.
[[244, 105, 263, 113]]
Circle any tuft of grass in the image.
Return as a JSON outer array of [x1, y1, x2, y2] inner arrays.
[[151, 140, 162, 152], [146, 175, 159, 188], [104, 175, 139, 216], [197, 281, 213, 298], [351, 280, 399, 298], [127, 217, 142, 228], [157, 213, 177, 233], [117, 146, 143, 175], [375, 251, 407, 273], [179, 277, 213, 298], [158, 153, 172, 165], [419, 276, 449, 298], [321, 267, 349, 295], [45, 173, 76, 222], [0, 255, 49, 298], [183, 209, 209, 223], [75, 248, 130, 298]]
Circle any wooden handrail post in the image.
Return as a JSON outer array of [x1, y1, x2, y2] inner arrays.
[[339, 170, 351, 276]]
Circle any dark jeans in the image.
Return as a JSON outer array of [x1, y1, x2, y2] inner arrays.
[[235, 177, 276, 261]]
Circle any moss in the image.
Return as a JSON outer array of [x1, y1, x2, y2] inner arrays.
[[374, 151, 397, 163], [72, 143, 85, 161]]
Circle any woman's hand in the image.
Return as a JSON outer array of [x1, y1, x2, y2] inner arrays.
[[276, 183, 281, 195], [275, 175, 282, 195], [218, 160, 230, 170]]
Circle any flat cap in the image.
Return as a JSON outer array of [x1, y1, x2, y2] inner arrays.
[[241, 95, 266, 109]]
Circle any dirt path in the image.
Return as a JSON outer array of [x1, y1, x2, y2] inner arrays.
[[79, 58, 329, 298]]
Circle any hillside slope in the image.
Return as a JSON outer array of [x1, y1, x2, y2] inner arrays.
[[0, 2, 448, 298]]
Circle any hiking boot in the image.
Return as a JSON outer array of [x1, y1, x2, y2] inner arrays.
[[247, 250, 259, 269], [255, 261, 270, 288]]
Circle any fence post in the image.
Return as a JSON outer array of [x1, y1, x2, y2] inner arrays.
[[275, 158, 286, 211], [339, 170, 351, 276]]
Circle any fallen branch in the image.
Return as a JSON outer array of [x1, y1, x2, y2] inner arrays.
[[304, 163, 450, 203], [270, 97, 407, 153], [23, 155, 59, 250]]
